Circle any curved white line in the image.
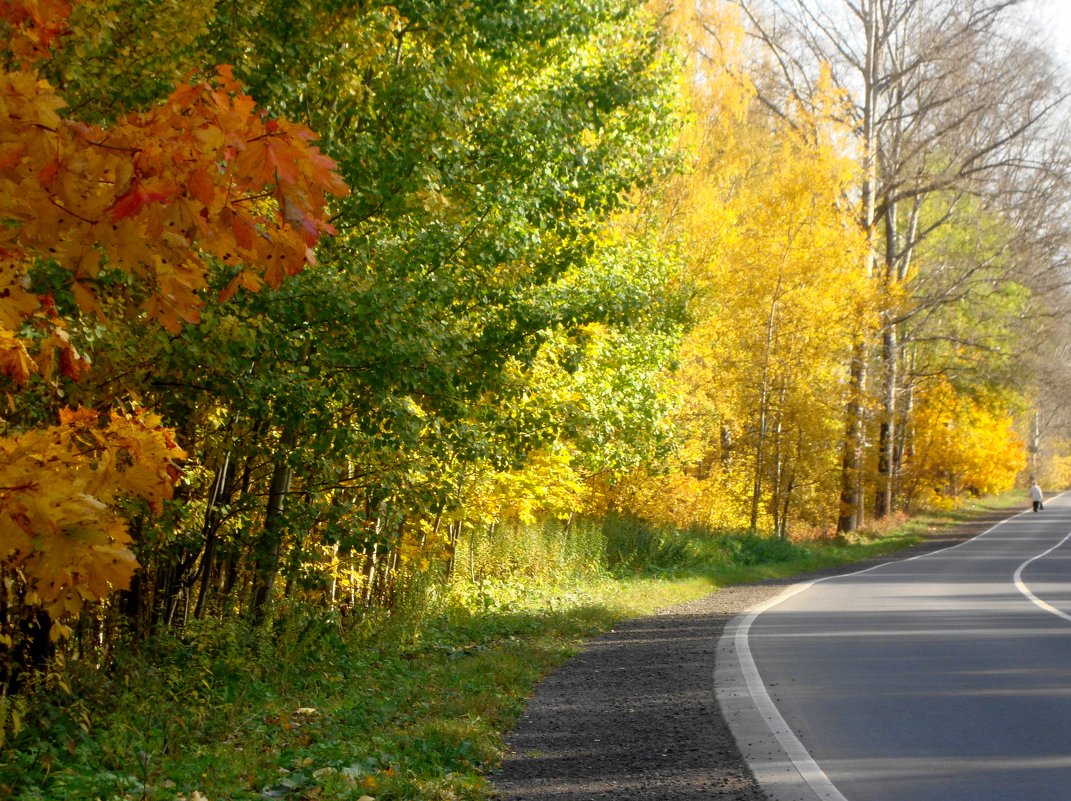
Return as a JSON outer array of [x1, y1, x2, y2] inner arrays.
[[734, 503, 1036, 801], [735, 585, 851, 801], [1013, 528, 1071, 624]]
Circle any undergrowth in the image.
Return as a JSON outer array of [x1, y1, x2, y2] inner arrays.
[[0, 494, 1022, 800]]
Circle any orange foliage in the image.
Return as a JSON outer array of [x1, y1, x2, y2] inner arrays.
[[0, 408, 186, 638], [0, 0, 74, 61], [0, 63, 347, 342], [0, 0, 348, 629]]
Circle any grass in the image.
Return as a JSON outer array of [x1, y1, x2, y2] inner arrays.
[[0, 493, 1025, 801]]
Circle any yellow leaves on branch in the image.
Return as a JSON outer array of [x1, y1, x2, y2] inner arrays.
[[1, 407, 186, 624], [465, 449, 589, 529], [906, 377, 1025, 505]]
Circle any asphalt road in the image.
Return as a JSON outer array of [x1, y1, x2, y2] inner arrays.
[[719, 497, 1071, 801]]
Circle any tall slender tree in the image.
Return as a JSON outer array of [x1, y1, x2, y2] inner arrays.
[[735, 0, 1069, 527]]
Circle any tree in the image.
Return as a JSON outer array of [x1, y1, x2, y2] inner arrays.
[[1, 0, 685, 637], [901, 376, 1024, 506], [613, 2, 870, 535], [0, 0, 346, 656], [734, 0, 1069, 527], [178, 0, 685, 615]]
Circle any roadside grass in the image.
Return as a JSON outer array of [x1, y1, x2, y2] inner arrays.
[[1, 493, 1025, 801]]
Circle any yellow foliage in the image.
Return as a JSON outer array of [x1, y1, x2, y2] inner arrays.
[[606, 465, 753, 530], [463, 449, 589, 529], [396, 522, 452, 570], [1037, 442, 1071, 491], [903, 377, 1025, 506], [0, 407, 186, 622], [619, 0, 870, 533]]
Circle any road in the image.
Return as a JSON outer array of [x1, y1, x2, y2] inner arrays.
[[718, 497, 1071, 801]]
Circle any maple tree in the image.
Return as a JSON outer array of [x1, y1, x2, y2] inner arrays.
[[0, 408, 185, 638], [0, 0, 347, 646]]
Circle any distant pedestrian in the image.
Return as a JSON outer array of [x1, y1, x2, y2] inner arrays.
[[1030, 480, 1045, 512]]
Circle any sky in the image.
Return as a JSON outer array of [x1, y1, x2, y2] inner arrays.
[[1033, 1, 1071, 65]]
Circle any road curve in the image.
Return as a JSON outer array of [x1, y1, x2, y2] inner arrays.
[[717, 497, 1071, 801]]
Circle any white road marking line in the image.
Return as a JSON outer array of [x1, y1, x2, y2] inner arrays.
[[735, 586, 851, 801], [1013, 522, 1071, 624], [733, 501, 1042, 801]]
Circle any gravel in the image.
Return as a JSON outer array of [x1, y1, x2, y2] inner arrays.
[[490, 510, 1012, 801]]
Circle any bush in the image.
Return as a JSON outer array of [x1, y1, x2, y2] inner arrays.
[[601, 513, 697, 572], [714, 533, 807, 566]]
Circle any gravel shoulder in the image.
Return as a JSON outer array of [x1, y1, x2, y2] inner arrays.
[[490, 509, 1015, 800]]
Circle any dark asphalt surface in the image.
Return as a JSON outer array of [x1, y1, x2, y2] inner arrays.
[[745, 499, 1071, 801]]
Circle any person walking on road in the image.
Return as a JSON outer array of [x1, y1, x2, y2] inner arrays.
[[1030, 479, 1045, 512]]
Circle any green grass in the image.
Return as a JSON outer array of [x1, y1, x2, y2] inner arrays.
[[1, 495, 1024, 801]]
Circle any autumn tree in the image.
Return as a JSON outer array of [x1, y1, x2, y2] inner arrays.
[[734, 0, 1070, 527], [0, 0, 346, 668], [901, 377, 1024, 506], [0, 0, 685, 642], [608, 2, 870, 535]]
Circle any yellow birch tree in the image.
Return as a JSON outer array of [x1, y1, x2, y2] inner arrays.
[[616, 1, 871, 535]]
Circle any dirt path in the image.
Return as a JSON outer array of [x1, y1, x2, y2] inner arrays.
[[490, 511, 1014, 800]]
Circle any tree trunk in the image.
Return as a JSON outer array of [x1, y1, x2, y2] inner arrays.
[[838, 340, 868, 533], [779, 474, 794, 540], [194, 452, 234, 619], [838, 0, 879, 534], [752, 270, 784, 532], [364, 540, 380, 606], [875, 320, 897, 518], [893, 345, 916, 501], [750, 392, 767, 532], [251, 428, 298, 623]]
